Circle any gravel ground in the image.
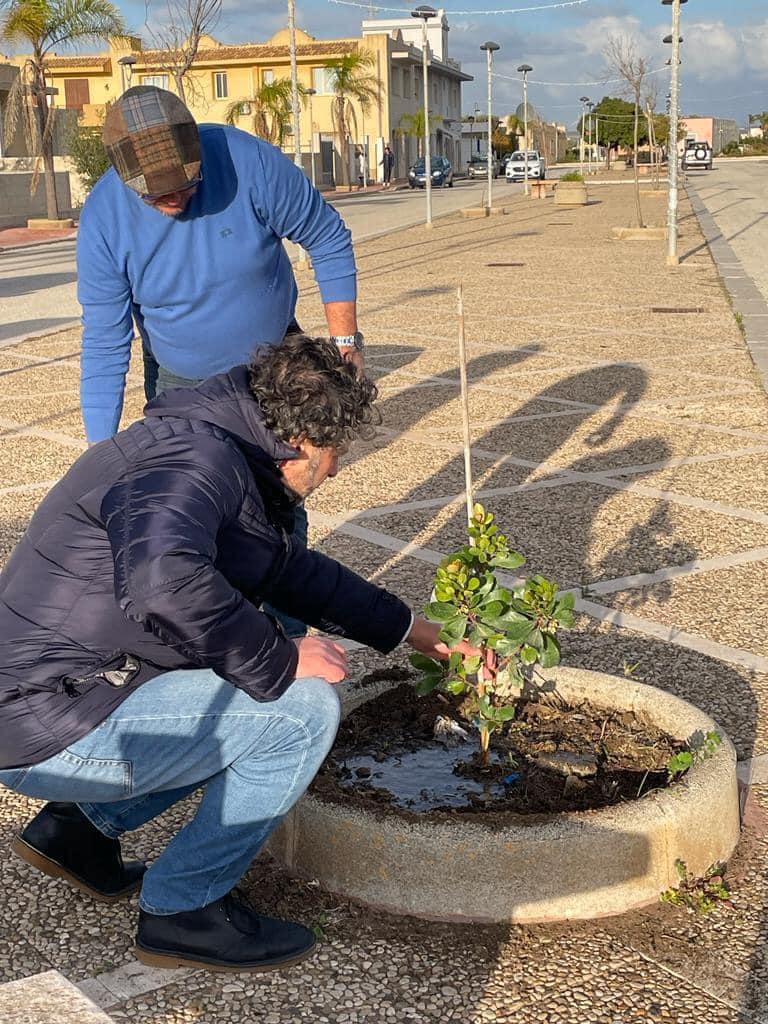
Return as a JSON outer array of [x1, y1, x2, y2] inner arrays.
[[2, 182, 768, 1022]]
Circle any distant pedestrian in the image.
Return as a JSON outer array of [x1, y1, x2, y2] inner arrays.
[[381, 144, 395, 188], [356, 146, 367, 190]]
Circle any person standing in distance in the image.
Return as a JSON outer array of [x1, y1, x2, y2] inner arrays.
[[77, 85, 365, 637]]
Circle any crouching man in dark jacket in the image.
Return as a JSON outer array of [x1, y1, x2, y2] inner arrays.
[[0, 335, 464, 973]]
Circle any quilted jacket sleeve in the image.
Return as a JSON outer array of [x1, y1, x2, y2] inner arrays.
[[259, 534, 413, 653], [101, 439, 299, 702]]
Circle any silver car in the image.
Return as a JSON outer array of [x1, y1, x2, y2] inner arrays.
[[505, 150, 546, 182]]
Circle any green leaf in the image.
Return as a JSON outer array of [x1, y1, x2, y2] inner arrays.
[[415, 676, 440, 696], [494, 705, 516, 722], [446, 679, 466, 695], [668, 751, 694, 777], [557, 592, 576, 611], [520, 645, 538, 665], [479, 600, 505, 618], [556, 609, 575, 628], [409, 653, 443, 673], [463, 655, 482, 674], [439, 615, 469, 646], [486, 618, 535, 646], [424, 601, 459, 622], [540, 634, 561, 668], [489, 552, 526, 570], [526, 627, 544, 652]]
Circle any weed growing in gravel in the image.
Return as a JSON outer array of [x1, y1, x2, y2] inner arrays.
[[661, 859, 732, 914], [410, 503, 573, 764]]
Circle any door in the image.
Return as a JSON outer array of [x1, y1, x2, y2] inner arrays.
[[319, 136, 335, 188]]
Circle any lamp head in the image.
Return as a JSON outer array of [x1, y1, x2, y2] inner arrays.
[[481, 41, 500, 52], [412, 4, 437, 19], [517, 63, 532, 73], [663, 34, 683, 42]]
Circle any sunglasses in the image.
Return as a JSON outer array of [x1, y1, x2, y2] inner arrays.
[[140, 172, 203, 203]]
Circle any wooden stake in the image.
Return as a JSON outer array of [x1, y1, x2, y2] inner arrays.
[[457, 284, 474, 526]]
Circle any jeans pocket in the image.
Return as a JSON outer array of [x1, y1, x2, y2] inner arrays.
[[0, 768, 30, 792], [11, 750, 133, 803]]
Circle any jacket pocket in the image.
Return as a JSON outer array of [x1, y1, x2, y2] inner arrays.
[[60, 653, 142, 698]]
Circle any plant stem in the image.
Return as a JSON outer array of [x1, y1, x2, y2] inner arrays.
[[480, 726, 490, 766]]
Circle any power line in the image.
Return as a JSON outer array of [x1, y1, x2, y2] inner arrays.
[[492, 65, 669, 86], [328, 0, 590, 14]]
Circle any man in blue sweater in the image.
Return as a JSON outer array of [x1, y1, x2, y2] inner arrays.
[[78, 85, 364, 637]]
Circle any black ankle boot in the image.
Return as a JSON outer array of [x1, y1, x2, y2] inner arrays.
[[135, 891, 316, 972], [12, 802, 145, 902]]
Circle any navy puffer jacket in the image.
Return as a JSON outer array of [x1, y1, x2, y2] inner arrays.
[[0, 368, 411, 769]]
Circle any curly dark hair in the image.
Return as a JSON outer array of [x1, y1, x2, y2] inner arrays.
[[247, 335, 379, 447]]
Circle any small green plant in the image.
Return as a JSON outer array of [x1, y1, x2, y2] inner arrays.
[[661, 859, 732, 913], [622, 659, 641, 678], [410, 504, 574, 764], [667, 730, 722, 781], [734, 311, 745, 336], [66, 112, 111, 192], [559, 171, 584, 182]]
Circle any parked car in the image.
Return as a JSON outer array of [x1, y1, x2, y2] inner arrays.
[[408, 156, 454, 188], [505, 150, 546, 182], [681, 139, 713, 171], [466, 155, 501, 179]]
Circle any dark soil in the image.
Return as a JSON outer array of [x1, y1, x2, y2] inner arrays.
[[313, 679, 686, 824]]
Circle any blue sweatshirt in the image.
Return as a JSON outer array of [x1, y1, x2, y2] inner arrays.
[[77, 124, 356, 442]]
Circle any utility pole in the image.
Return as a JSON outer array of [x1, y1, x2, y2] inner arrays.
[[480, 41, 500, 212], [579, 95, 589, 178], [663, 0, 686, 266], [288, 0, 302, 169], [518, 64, 532, 195], [412, 5, 437, 227]]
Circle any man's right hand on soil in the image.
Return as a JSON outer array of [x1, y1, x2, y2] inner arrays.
[[293, 636, 348, 683]]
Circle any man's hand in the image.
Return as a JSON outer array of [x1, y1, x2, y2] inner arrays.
[[405, 616, 481, 662], [293, 636, 348, 684], [340, 346, 365, 375]]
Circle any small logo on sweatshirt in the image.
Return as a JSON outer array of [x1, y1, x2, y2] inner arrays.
[[220, 228, 233, 238]]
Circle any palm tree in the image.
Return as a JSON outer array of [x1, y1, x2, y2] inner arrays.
[[323, 50, 379, 186], [1, 0, 125, 221], [399, 108, 442, 159], [225, 78, 305, 148]]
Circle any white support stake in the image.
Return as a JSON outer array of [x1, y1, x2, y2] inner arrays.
[[457, 284, 474, 525]]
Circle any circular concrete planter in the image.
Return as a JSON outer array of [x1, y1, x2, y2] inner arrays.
[[268, 667, 740, 924]]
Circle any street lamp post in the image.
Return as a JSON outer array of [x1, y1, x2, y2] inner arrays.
[[579, 95, 589, 178], [517, 64, 532, 195], [587, 101, 594, 175], [117, 55, 137, 94], [287, 0, 302, 170], [480, 41, 500, 212], [306, 87, 317, 187], [412, 5, 437, 226], [662, 0, 687, 266]]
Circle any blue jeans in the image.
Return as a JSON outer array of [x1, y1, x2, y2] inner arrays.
[[142, 343, 308, 638], [0, 671, 340, 914]]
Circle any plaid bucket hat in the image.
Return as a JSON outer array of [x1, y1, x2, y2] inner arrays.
[[103, 86, 201, 197]]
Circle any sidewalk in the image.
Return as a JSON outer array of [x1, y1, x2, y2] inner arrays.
[[2, 184, 768, 1022], [0, 224, 77, 250]]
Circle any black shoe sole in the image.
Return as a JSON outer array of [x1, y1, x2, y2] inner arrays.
[[11, 835, 143, 903], [134, 936, 317, 973]]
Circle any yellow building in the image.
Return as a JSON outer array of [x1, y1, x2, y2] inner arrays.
[[17, 12, 471, 188]]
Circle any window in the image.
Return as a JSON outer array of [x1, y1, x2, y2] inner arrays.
[[263, 69, 274, 85], [312, 67, 334, 95], [63, 79, 90, 111], [141, 74, 169, 89], [214, 71, 228, 99], [391, 67, 401, 97]]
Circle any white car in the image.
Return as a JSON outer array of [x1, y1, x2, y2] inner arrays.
[[681, 140, 712, 171], [506, 150, 546, 182]]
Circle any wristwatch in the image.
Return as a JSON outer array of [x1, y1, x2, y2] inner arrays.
[[330, 331, 365, 351]]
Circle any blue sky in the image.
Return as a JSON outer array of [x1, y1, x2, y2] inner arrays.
[[23, 0, 768, 127]]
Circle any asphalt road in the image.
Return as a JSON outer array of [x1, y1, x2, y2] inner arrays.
[[0, 177, 525, 346], [686, 157, 768, 302]]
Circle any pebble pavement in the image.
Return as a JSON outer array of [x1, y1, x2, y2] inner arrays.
[[2, 179, 768, 1022]]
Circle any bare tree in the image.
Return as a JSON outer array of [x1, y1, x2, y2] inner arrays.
[[643, 79, 659, 189], [604, 35, 650, 228], [142, 0, 221, 105]]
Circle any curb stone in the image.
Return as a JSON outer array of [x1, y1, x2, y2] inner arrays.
[[686, 179, 768, 394]]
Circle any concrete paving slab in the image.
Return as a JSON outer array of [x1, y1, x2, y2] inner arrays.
[[0, 971, 116, 1023]]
